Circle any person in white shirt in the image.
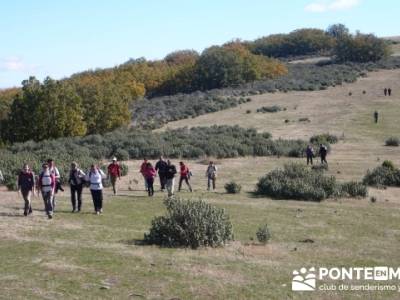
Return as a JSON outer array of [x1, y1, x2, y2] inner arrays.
[[86, 164, 106, 215], [206, 161, 218, 191], [47, 159, 61, 210]]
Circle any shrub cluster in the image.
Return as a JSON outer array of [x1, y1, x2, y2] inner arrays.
[[224, 181, 242, 194], [385, 137, 399, 147], [132, 56, 400, 129], [256, 105, 284, 113], [310, 133, 339, 145], [363, 161, 400, 187], [0, 126, 321, 190], [132, 95, 247, 129], [144, 198, 233, 248], [255, 163, 367, 201]]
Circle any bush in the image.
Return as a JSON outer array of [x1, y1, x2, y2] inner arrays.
[[256, 105, 283, 113], [255, 163, 337, 201], [144, 198, 233, 248], [339, 181, 368, 198], [363, 161, 400, 187], [310, 133, 339, 144], [224, 181, 242, 194], [246, 110, 251, 114], [256, 224, 271, 244], [385, 137, 399, 147]]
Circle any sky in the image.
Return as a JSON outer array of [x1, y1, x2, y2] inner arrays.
[[0, 0, 399, 88]]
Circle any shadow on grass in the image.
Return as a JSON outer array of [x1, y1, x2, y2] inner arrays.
[[120, 239, 148, 246]]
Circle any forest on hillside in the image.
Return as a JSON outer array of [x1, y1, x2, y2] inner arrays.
[[0, 24, 394, 144]]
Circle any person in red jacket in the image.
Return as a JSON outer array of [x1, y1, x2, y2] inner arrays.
[[139, 158, 148, 191], [143, 162, 156, 196], [107, 157, 121, 195], [178, 161, 192, 192]]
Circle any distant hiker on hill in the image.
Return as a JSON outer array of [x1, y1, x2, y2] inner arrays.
[[384, 88, 388, 96], [319, 144, 328, 165], [0, 170, 3, 182], [17, 164, 35, 216], [107, 157, 121, 195], [139, 158, 148, 191], [306, 145, 314, 165], [178, 161, 192, 192], [165, 160, 177, 197], [47, 159, 62, 211], [155, 156, 168, 191], [86, 164, 106, 215], [38, 163, 56, 219], [374, 111, 379, 123], [143, 162, 157, 196], [206, 161, 218, 191], [388, 88, 392, 96], [68, 162, 86, 213]]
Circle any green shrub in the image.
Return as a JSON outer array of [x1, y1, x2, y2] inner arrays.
[[113, 148, 130, 161], [224, 181, 242, 194], [310, 133, 339, 144], [144, 198, 233, 249], [311, 164, 329, 172], [298, 117, 310, 122], [385, 137, 399, 147], [256, 105, 283, 113], [363, 162, 400, 187], [256, 224, 271, 244], [382, 160, 395, 170], [255, 163, 337, 201], [339, 181, 368, 197]]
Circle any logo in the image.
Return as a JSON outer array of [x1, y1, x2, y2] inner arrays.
[[292, 267, 316, 291]]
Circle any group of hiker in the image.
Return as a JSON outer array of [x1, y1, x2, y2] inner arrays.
[[139, 157, 217, 197], [384, 88, 392, 96], [305, 144, 328, 165], [13, 157, 218, 219]]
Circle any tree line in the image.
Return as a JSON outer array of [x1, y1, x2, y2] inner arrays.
[[0, 24, 390, 144]]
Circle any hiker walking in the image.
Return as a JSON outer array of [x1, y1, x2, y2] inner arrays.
[[319, 144, 328, 165], [68, 162, 86, 213], [0, 170, 3, 183], [178, 161, 192, 192], [86, 164, 106, 215], [107, 157, 121, 195], [206, 161, 217, 191], [374, 110, 379, 123], [140, 158, 148, 191], [388, 88, 392, 96], [143, 162, 157, 196], [38, 163, 56, 219], [155, 156, 168, 191], [306, 145, 314, 165], [17, 164, 35, 216], [47, 159, 61, 211], [384, 88, 387, 96], [165, 160, 177, 197]]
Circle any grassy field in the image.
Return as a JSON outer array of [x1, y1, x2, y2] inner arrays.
[[2, 67, 400, 299]]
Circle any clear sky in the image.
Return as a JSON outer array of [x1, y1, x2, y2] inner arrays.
[[0, 0, 398, 88]]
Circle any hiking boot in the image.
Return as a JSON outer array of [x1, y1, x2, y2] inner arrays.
[[23, 211, 28, 216], [48, 214, 53, 219]]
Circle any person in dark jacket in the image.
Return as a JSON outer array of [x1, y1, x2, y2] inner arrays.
[[384, 88, 387, 96], [319, 144, 328, 165], [374, 111, 379, 124], [68, 162, 86, 212], [17, 164, 35, 216], [306, 145, 314, 165], [388, 88, 392, 96], [155, 156, 168, 191], [165, 160, 177, 197]]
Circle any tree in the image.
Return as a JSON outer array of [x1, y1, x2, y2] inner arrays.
[[334, 33, 389, 62], [326, 23, 350, 39]]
